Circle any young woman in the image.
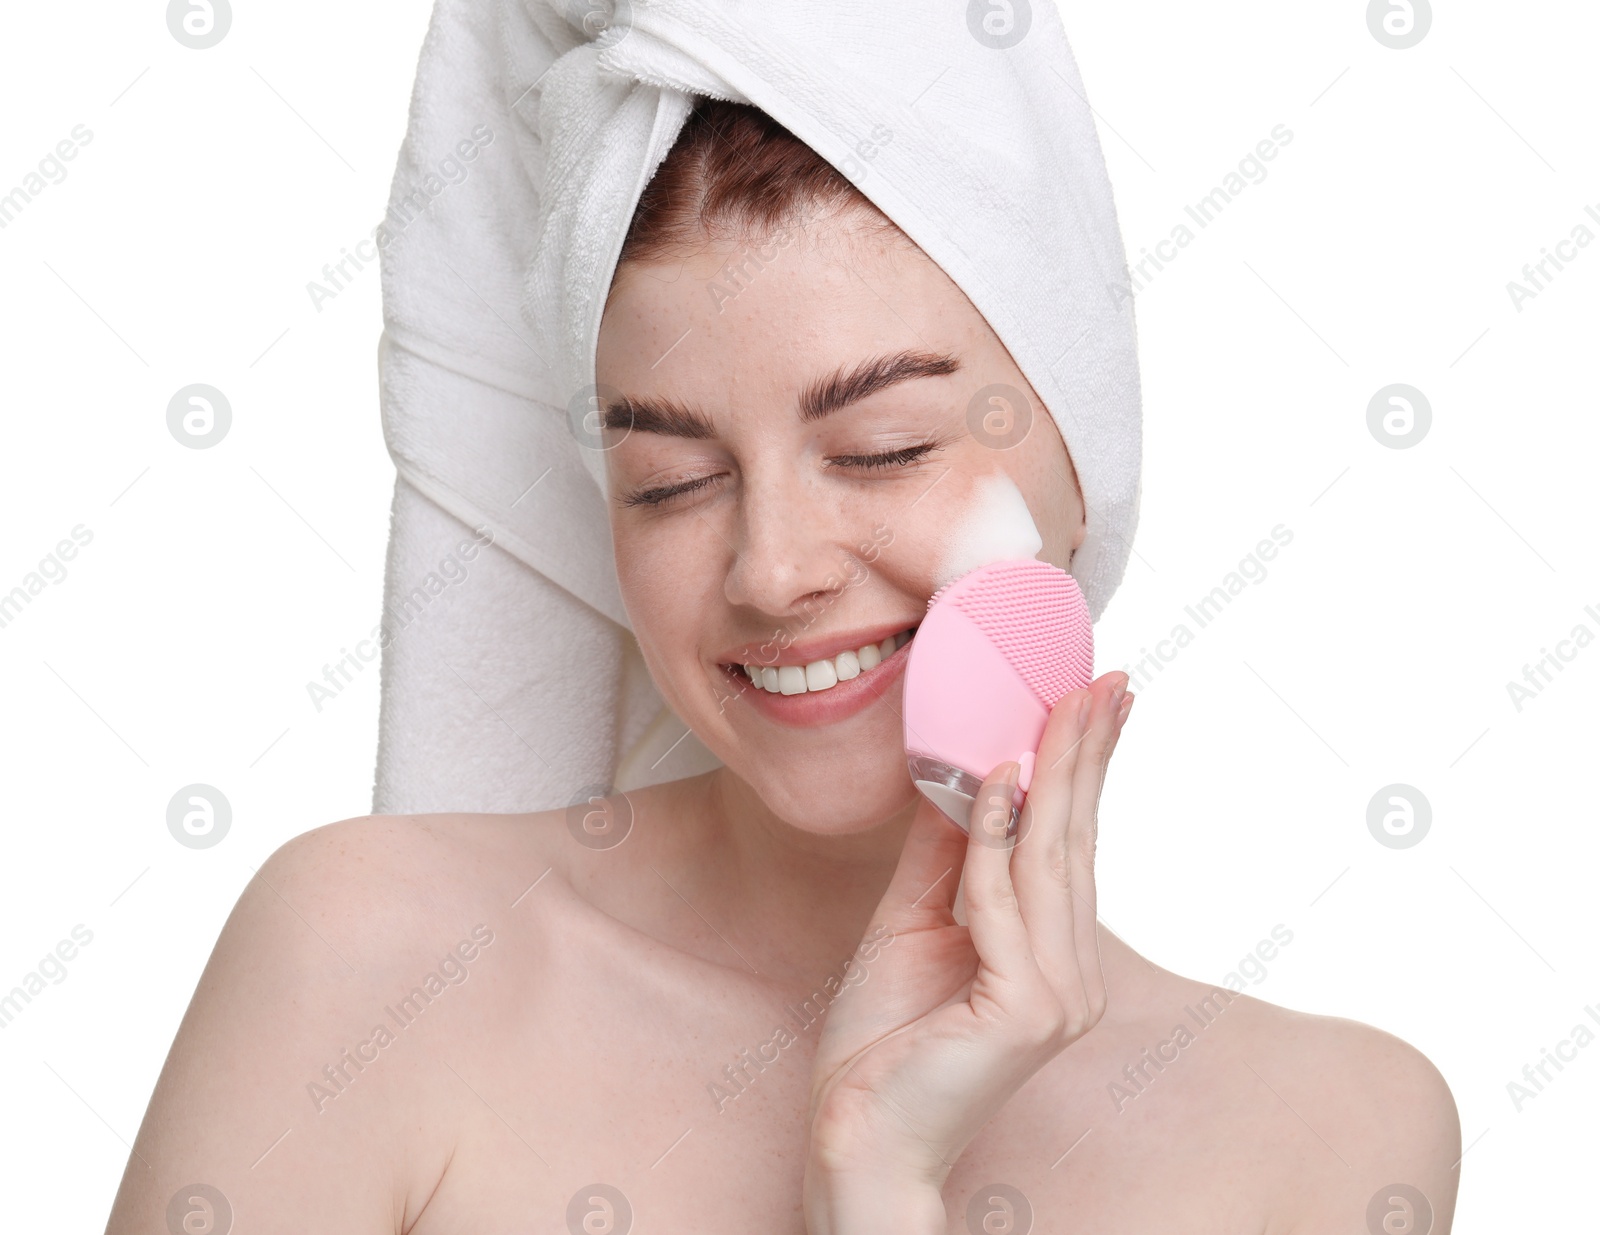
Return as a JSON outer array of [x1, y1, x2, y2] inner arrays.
[[105, 100, 1460, 1235]]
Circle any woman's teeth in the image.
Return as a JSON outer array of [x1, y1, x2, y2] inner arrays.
[[739, 627, 916, 695]]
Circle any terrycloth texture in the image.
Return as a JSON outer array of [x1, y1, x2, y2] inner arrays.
[[371, 0, 1142, 815]]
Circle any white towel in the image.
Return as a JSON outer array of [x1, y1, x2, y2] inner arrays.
[[371, 0, 1142, 816]]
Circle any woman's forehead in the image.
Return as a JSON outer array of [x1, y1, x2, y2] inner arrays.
[[599, 228, 989, 395]]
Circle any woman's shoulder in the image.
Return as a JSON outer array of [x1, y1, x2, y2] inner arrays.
[[280, 807, 563, 859], [1143, 971, 1461, 1231], [1219, 984, 1459, 1133], [230, 805, 575, 1034], [282, 804, 580, 906], [105, 809, 572, 1231], [272, 783, 696, 970]]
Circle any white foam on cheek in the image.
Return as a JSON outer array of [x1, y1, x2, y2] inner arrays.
[[931, 471, 1044, 590]]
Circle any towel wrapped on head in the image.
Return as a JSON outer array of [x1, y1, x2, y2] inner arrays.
[[371, 0, 1141, 816]]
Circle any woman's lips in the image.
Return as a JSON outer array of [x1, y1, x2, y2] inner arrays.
[[717, 630, 916, 729]]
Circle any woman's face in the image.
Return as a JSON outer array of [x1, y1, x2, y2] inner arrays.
[[595, 210, 1086, 833]]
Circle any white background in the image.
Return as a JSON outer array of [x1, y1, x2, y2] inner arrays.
[[1, 0, 1594, 1229]]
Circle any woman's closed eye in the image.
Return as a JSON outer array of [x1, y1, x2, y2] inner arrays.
[[824, 441, 942, 472], [620, 440, 943, 509]]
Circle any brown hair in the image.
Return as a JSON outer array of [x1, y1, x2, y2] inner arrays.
[[614, 95, 901, 270]]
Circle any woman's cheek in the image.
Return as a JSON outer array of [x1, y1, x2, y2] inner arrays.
[[856, 476, 985, 598], [611, 526, 703, 674]]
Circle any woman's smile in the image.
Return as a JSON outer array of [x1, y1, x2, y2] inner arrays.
[[716, 622, 919, 728]]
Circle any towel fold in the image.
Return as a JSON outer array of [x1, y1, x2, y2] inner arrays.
[[371, 0, 1141, 816]]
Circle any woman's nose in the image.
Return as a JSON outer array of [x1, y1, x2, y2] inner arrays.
[[722, 468, 863, 618]]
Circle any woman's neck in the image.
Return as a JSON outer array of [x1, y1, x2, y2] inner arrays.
[[689, 767, 917, 981], [674, 767, 1169, 1008]]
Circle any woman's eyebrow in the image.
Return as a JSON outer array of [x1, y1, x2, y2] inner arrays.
[[600, 348, 961, 438], [798, 348, 962, 423]]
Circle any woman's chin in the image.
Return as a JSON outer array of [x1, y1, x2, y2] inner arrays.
[[692, 690, 922, 830]]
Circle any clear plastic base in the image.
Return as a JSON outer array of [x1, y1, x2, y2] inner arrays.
[[907, 753, 986, 832]]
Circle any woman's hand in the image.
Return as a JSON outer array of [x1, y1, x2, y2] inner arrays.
[[802, 671, 1134, 1213]]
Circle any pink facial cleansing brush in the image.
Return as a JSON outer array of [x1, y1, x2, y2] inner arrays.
[[902, 559, 1094, 831]]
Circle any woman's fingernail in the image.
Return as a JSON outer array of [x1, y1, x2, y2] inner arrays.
[[1077, 692, 1093, 727], [1109, 682, 1126, 717], [1116, 692, 1135, 730], [996, 759, 1020, 789]]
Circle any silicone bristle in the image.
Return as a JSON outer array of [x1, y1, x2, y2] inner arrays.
[[945, 561, 1092, 708]]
